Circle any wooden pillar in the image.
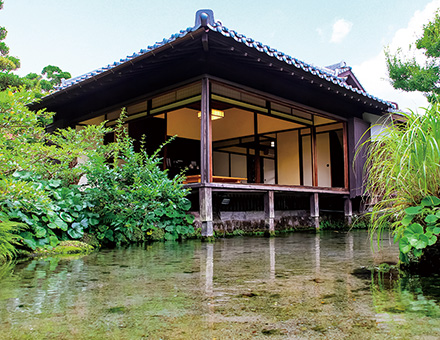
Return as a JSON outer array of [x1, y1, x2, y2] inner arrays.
[[200, 187, 213, 236], [162, 112, 168, 170], [344, 196, 353, 225], [311, 126, 318, 187], [254, 112, 261, 183], [200, 78, 212, 184], [310, 192, 320, 229], [199, 78, 213, 237], [343, 122, 349, 190], [264, 191, 275, 233]]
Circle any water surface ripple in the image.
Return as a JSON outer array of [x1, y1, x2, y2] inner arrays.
[[1, 230, 439, 339]]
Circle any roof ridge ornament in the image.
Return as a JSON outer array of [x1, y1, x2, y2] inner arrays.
[[194, 9, 215, 29]]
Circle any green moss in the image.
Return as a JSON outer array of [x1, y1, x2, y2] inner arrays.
[[33, 241, 94, 256], [201, 236, 216, 242], [150, 228, 165, 241], [81, 233, 100, 248]]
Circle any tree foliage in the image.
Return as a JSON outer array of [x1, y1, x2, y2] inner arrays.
[[386, 11, 440, 103], [0, 0, 71, 93]]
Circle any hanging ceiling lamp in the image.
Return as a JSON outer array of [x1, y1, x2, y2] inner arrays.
[[197, 109, 225, 120]]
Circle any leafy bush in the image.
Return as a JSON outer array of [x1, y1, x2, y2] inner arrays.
[[396, 195, 440, 264], [82, 117, 194, 245], [0, 171, 99, 250], [0, 89, 194, 255]]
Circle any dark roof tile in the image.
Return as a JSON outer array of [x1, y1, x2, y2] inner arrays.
[[56, 15, 396, 110]]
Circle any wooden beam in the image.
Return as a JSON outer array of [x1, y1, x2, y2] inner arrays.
[[264, 191, 275, 233], [185, 182, 350, 195], [200, 78, 212, 183], [199, 187, 213, 237]]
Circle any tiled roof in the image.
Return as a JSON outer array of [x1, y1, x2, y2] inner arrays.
[[56, 12, 396, 110]]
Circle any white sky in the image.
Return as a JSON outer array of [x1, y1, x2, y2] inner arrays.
[[1, 0, 438, 111]]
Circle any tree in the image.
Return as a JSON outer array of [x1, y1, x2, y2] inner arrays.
[[386, 11, 440, 103], [40, 65, 71, 92], [0, 1, 71, 93], [0, 0, 22, 91]]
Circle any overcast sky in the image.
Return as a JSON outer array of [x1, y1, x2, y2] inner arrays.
[[1, 0, 439, 111]]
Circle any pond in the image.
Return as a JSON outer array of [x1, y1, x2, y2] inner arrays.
[[1, 230, 440, 339]]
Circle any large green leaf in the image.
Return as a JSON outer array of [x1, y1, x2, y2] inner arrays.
[[67, 228, 83, 239], [413, 248, 423, 258], [428, 234, 437, 246], [104, 229, 114, 242], [35, 226, 47, 238], [48, 179, 61, 188], [407, 234, 420, 247], [401, 214, 413, 226], [49, 235, 59, 247], [48, 216, 68, 231], [179, 198, 192, 211], [60, 212, 73, 223], [415, 234, 429, 249], [404, 206, 423, 215], [421, 196, 440, 207], [185, 214, 195, 224], [405, 223, 424, 235], [89, 218, 99, 226], [21, 232, 37, 250], [164, 232, 178, 241], [425, 214, 439, 224]]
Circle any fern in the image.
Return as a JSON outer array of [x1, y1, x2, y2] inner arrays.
[[0, 219, 25, 261]]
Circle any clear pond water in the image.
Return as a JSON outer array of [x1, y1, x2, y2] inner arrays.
[[1, 230, 440, 339]]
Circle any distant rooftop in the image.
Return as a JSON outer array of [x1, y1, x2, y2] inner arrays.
[[56, 10, 396, 110]]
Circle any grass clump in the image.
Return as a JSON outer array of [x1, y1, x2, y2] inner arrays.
[[361, 99, 440, 264]]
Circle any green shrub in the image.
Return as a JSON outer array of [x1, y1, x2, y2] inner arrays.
[[363, 102, 440, 229], [0, 171, 99, 250], [362, 100, 440, 262], [82, 115, 194, 245], [395, 195, 440, 264]]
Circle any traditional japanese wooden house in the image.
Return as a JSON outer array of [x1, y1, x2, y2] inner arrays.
[[31, 10, 397, 236]]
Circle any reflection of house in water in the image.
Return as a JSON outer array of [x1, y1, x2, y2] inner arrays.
[[31, 10, 397, 236]]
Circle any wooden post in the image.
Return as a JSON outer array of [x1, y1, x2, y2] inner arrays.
[[310, 192, 320, 229], [200, 187, 213, 236], [344, 196, 353, 225], [163, 112, 168, 170], [264, 191, 275, 233], [254, 112, 261, 183], [200, 78, 212, 183], [343, 122, 349, 190], [311, 126, 318, 187]]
